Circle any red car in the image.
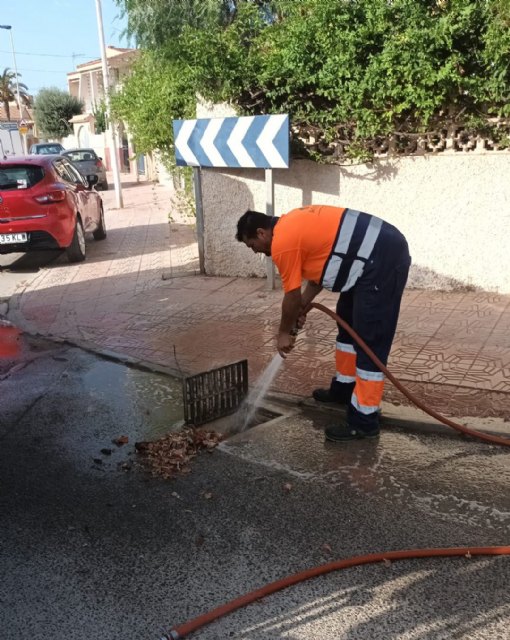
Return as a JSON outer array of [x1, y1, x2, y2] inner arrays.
[[0, 155, 106, 263]]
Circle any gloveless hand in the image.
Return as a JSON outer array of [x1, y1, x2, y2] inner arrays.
[[277, 332, 295, 358]]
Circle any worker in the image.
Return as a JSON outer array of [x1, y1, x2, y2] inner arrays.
[[236, 205, 411, 442]]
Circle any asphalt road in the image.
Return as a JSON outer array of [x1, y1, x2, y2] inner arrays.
[[0, 251, 60, 308], [1, 336, 509, 640]]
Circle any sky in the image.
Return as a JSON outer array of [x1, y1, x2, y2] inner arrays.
[[0, 0, 130, 97]]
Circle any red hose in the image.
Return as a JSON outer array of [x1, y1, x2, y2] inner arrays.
[[164, 546, 510, 638], [161, 303, 510, 639], [310, 302, 510, 447]]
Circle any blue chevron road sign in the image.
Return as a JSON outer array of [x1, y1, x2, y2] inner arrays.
[[173, 114, 289, 169]]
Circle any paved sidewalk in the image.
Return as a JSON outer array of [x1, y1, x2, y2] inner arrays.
[[6, 176, 510, 422]]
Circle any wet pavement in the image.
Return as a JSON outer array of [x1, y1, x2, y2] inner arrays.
[[1, 338, 509, 640]]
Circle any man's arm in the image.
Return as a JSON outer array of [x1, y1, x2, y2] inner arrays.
[[277, 288, 302, 357], [279, 287, 302, 334], [301, 281, 323, 310]]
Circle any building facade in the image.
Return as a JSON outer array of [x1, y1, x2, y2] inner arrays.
[[66, 46, 142, 177]]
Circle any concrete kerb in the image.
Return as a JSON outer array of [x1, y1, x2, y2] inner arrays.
[[299, 397, 510, 439]]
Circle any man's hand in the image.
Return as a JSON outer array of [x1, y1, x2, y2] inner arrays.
[[277, 332, 295, 358]]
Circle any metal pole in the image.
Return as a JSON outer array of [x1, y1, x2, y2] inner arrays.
[[193, 167, 206, 274], [0, 26, 26, 154], [265, 168, 275, 289], [94, 0, 123, 208]]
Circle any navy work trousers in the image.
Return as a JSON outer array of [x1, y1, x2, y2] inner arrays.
[[331, 221, 411, 432]]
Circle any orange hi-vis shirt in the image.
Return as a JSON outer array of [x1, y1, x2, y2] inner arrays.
[[271, 205, 346, 293]]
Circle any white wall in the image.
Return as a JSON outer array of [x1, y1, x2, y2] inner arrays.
[[62, 130, 106, 159], [61, 133, 77, 149], [201, 154, 510, 292]]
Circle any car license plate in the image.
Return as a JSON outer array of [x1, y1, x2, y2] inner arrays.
[[0, 233, 28, 244]]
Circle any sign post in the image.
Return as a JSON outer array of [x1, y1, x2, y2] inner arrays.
[[192, 167, 205, 275], [173, 114, 289, 286], [18, 120, 27, 155], [265, 168, 275, 289]]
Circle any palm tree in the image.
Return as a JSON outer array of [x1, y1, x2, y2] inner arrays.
[[0, 67, 31, 121]]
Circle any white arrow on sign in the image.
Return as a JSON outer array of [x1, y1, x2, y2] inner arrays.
[[227, 116, 256, 168], [175, 119, 199, 166], [200, 118, 227, 167], [256, 113, 287, 168]]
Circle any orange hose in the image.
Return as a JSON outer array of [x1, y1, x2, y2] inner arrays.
[[310, 302, 510, 447], [164, 546, 510, 638]]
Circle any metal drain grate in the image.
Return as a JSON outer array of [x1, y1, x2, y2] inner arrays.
[[183, 359, 248, 426]]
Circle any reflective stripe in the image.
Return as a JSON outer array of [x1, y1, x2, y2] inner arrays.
[[342, 259, 364, 292], [356, 368, 384, 382], [336, 341, 356, 354], [351, 392, 379, 415], [322, 210, 359, 289], [336, 372, 356, 383], [341, 217, 382, 291], [322, 255, 342, 290], [358, 216, 383, 259], [335, 209, 359, 253], [321, 210, 382, 292]]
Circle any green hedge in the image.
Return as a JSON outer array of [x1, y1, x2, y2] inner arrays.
[[113, 0, 510, 160]]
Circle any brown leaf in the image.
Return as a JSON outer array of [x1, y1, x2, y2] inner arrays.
[[283, 483, 293, 492], [383, 558, 392, 567], [136, 427, 222, 480], [321, 543, 333, 555], [465, 551, 472, 559], [203, 491, 213, 500], [113, 435, 129, 446]]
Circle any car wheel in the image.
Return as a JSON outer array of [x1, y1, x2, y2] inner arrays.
[[66, 218, 86, 263], [93, 205, 107, 241]]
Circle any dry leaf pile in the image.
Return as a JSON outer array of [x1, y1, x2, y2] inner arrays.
[[135, 428, 223, 480]]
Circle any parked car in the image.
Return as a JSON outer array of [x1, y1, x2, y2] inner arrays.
[[0, 155, 106, 263], [29, 142, 65, 155], [62, 148, 108, 190]]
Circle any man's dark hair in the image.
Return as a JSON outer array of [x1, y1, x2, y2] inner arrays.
[[236, 210, 272, 241]]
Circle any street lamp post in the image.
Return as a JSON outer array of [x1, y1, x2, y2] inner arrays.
[[94, 0, 123, 208], [0, 25, 27, 154]]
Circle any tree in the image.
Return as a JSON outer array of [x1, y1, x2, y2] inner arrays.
[[110, 52, 195, 156], [34, 88, 84, 139], [115, 0, 285, 48], [0, 68, 31, 121]]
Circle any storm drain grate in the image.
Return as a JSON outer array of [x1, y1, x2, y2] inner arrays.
[[183, 359, 248, 426]]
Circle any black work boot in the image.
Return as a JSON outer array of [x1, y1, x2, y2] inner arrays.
[[325, 403, 381, 442], [312, 379, 354, 405], [325, 423, 380, 442], [312, 388, 342, 403]]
